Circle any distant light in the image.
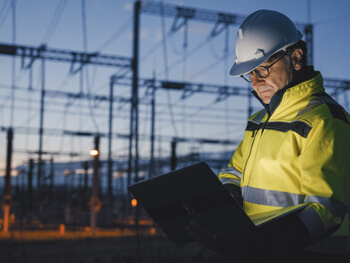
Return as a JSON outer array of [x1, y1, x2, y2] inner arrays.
[[75, 168, 94, 175], [89, 149, 99, 156], [11, 170, 19, 177], [113, 171, 125, 178], [150, 227, 156, 235], [64, 169, 74, 176], [131, 199, 137, 207]]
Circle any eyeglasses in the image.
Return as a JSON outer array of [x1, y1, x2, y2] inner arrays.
[[240, 50, 287, 83]]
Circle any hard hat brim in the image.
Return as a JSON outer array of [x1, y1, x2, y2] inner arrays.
[[229, 56, 267, 77], [229, 36, 303, 77]]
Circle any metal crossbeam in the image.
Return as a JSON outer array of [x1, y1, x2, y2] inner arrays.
[[160, 80, 249, 97], [114, 75, 350, 97], [0, 43, 132, 70], [115, 76, 350, 104], [14, 149, 80, 157], [324, 78, 350, 90], [140, 1, 308, 31], [175, 137, 238, 145], [141, 1, 244, 25], [45, 90, 130, 104], [0, 125, 237, 146], [0, 83, 131, 104], [113, 77, 250, 102]]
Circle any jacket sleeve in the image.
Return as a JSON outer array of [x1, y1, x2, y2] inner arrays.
[[218, 136, 248, 186], [297, 116, 350, 242]]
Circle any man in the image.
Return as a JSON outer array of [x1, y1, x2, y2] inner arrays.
[[188, 9, 350, 263]]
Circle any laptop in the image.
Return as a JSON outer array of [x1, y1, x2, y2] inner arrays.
[[127, 162, 308, 244]]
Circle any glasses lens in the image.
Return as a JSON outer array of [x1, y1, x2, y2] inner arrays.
[[241, 64, 272, 82], [255, 67, 269, 78], [241, 73, 252, 82]]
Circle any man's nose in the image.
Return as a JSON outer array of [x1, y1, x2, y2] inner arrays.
[[251, 75, 265, 88]]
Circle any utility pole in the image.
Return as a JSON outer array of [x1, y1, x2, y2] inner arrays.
[[27, 159, 34, 222], [37, 57, 46, 190], [89, 135, 101, 236], [2, 128, 13, 233], [132, 4, 141, 262], [49, 158, 54, 203], [82, 161, 89, 199], [171, 138, 177, 171], [108, 76, 114, 204], [128, 0, 141, 186], [149, 79, 156, 179], [305, 24, 313, 66]]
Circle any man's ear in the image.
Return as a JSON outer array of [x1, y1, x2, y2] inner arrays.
[[292, 48, 303, 71]]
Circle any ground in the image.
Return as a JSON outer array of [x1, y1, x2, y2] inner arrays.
[[0, 230, 235, 263]]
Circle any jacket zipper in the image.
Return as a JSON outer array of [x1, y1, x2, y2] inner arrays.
[[261, 113, 271, 134], [241, 128, 258, 195], [241, 112, 271, 203]]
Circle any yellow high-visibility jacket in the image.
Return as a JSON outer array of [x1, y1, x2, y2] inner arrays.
[[219, 72, 350, 253]]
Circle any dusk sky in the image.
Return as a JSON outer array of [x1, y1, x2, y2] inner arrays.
[[0, 0, 349, 175]]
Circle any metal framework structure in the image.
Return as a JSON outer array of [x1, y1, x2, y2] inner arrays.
[[0, 42, 133, 199], [139, 1, 314, 64], [324, 78, 350, 91]]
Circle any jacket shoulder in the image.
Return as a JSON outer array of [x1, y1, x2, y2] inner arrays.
[[296, 92, 350, 125]]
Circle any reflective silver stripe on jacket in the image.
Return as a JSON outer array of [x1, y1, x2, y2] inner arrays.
[[219, 177, 240, 186], [242, 186, 347, 218], [305, 195, 348, 219], [219, 166, 242, 179], [296, 97, 323, 117], [242, 186, 304, 207]]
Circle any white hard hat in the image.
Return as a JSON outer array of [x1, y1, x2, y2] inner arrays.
[[230, 9, 303, 76]]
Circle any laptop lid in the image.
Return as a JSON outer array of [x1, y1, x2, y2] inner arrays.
[[127, 162, 256, 244]]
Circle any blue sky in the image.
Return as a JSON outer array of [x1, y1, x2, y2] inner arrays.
[[0, 0, 349, 175]]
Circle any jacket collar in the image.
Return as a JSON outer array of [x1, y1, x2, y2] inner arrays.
[[252, 66, 319, 115]]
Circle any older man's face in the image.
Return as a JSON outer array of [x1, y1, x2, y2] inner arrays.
[[251, 53, 294, 104]]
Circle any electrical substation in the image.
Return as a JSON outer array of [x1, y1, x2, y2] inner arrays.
[[0, 1, 349, 262]]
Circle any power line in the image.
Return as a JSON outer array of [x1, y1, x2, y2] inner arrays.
[[97, 17, 132, 52], [187, 49, 234, 81], [10, 0, 16, 127], [139, 22, 176, 62], [24, 78, 33, 151], [42, 0, 68, 45], [208, 35, 226, 60], [58, 99, 71, 154], [81, 0, 99, 133], [161, 0, 178, 137], [156, 28, 228, 79], [0, 0, 11, 29]]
